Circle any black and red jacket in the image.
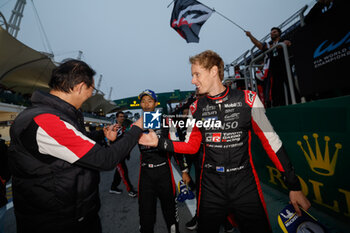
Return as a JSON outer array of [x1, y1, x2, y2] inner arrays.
[[8, 91, 142, 230], [158, 87, 301, 192]]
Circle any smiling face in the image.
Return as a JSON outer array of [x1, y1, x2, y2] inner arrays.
[[140, 95, 157, 112], [116, 113, 125, 125], [191, 62, 216, 95]]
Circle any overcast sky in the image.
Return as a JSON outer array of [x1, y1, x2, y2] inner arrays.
[[1, 0, 313, 100]]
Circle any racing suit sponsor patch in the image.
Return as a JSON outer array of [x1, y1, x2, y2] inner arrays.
[[190, 100, 198, 114], [224, 113, 240, 121], [222, 131, 242, 143], [205, 121, 238, 130], [205, 132, 222, 142], [202, 105, 216, 112], [224, 108, 235, 114], [224, 102, 242, 108], [244, 90, 256, 107], [202, 110, 217, 116]]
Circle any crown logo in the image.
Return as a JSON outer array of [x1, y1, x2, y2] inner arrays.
[[297, 133, 342, 176]]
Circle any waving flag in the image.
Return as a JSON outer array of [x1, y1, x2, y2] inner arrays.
[[170, 0, 213, 43]]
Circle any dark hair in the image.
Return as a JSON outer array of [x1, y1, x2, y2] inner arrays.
[[116, 111, 124, 118], [88, 125, 96, 132], [271, 27, 282, 36], [49, 59, 96, 93]]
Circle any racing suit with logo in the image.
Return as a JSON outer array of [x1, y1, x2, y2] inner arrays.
[[157, 87, 301, 233], [138, 123, 179, 233]]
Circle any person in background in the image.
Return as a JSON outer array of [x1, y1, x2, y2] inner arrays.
[[246, 27, 292, 107], [137, 89, 180, 233], [233, 65, 245, 90], [109, 111, 137, 198], [0, 134, 10, 233], [305, 0, 335, 23], [88, 124, 108, 147], [255, 60, 269, 106]]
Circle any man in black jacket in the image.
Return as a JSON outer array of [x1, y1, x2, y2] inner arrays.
[[8, 60, 147, 233]]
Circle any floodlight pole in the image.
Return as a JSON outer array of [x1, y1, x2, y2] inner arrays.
[[8, 0, 26, 38]]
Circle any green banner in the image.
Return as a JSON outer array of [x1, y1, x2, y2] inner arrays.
[[113, 89, 194, 113], [251, 95, 350, 222]]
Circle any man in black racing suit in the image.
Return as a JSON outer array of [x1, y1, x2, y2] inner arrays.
[[137, 89, 180, 233], [139, 50, 311, 233]]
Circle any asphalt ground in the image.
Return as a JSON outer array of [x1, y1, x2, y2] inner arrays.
[[4, 145, 350, 233]]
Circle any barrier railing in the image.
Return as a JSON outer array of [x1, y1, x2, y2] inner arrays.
[[224, 3, 313, 105], [248, 42, 296, 105]]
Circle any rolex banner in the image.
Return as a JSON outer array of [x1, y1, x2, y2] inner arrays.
[[250, 95, 350, 227], [292, 0, 350, 97]]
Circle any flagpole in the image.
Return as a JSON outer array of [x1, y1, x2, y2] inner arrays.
[[212, 9, 246, 32], [199, 2, 246, 32], [167, 0, 175, 8]]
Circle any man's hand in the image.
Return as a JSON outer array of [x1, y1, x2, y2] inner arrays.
[[138, 130, 158, 147], [245, 30, 264, 50], [284, 40, 292, 46], [182, 172, 191, 185], [133, 117, 143, 129], [289, 190, 311, 216], [104, 124, 118, 141]]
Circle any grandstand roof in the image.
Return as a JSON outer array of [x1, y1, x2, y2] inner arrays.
[[0, 25, 55, 94], [0, 25, 118, 114], [81, 93, 119, 114]]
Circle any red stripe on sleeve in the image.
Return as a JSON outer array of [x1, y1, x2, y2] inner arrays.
[[34, 113, 95, 158], [252, 118, 285, 172], [172, 125, 202, 154]]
